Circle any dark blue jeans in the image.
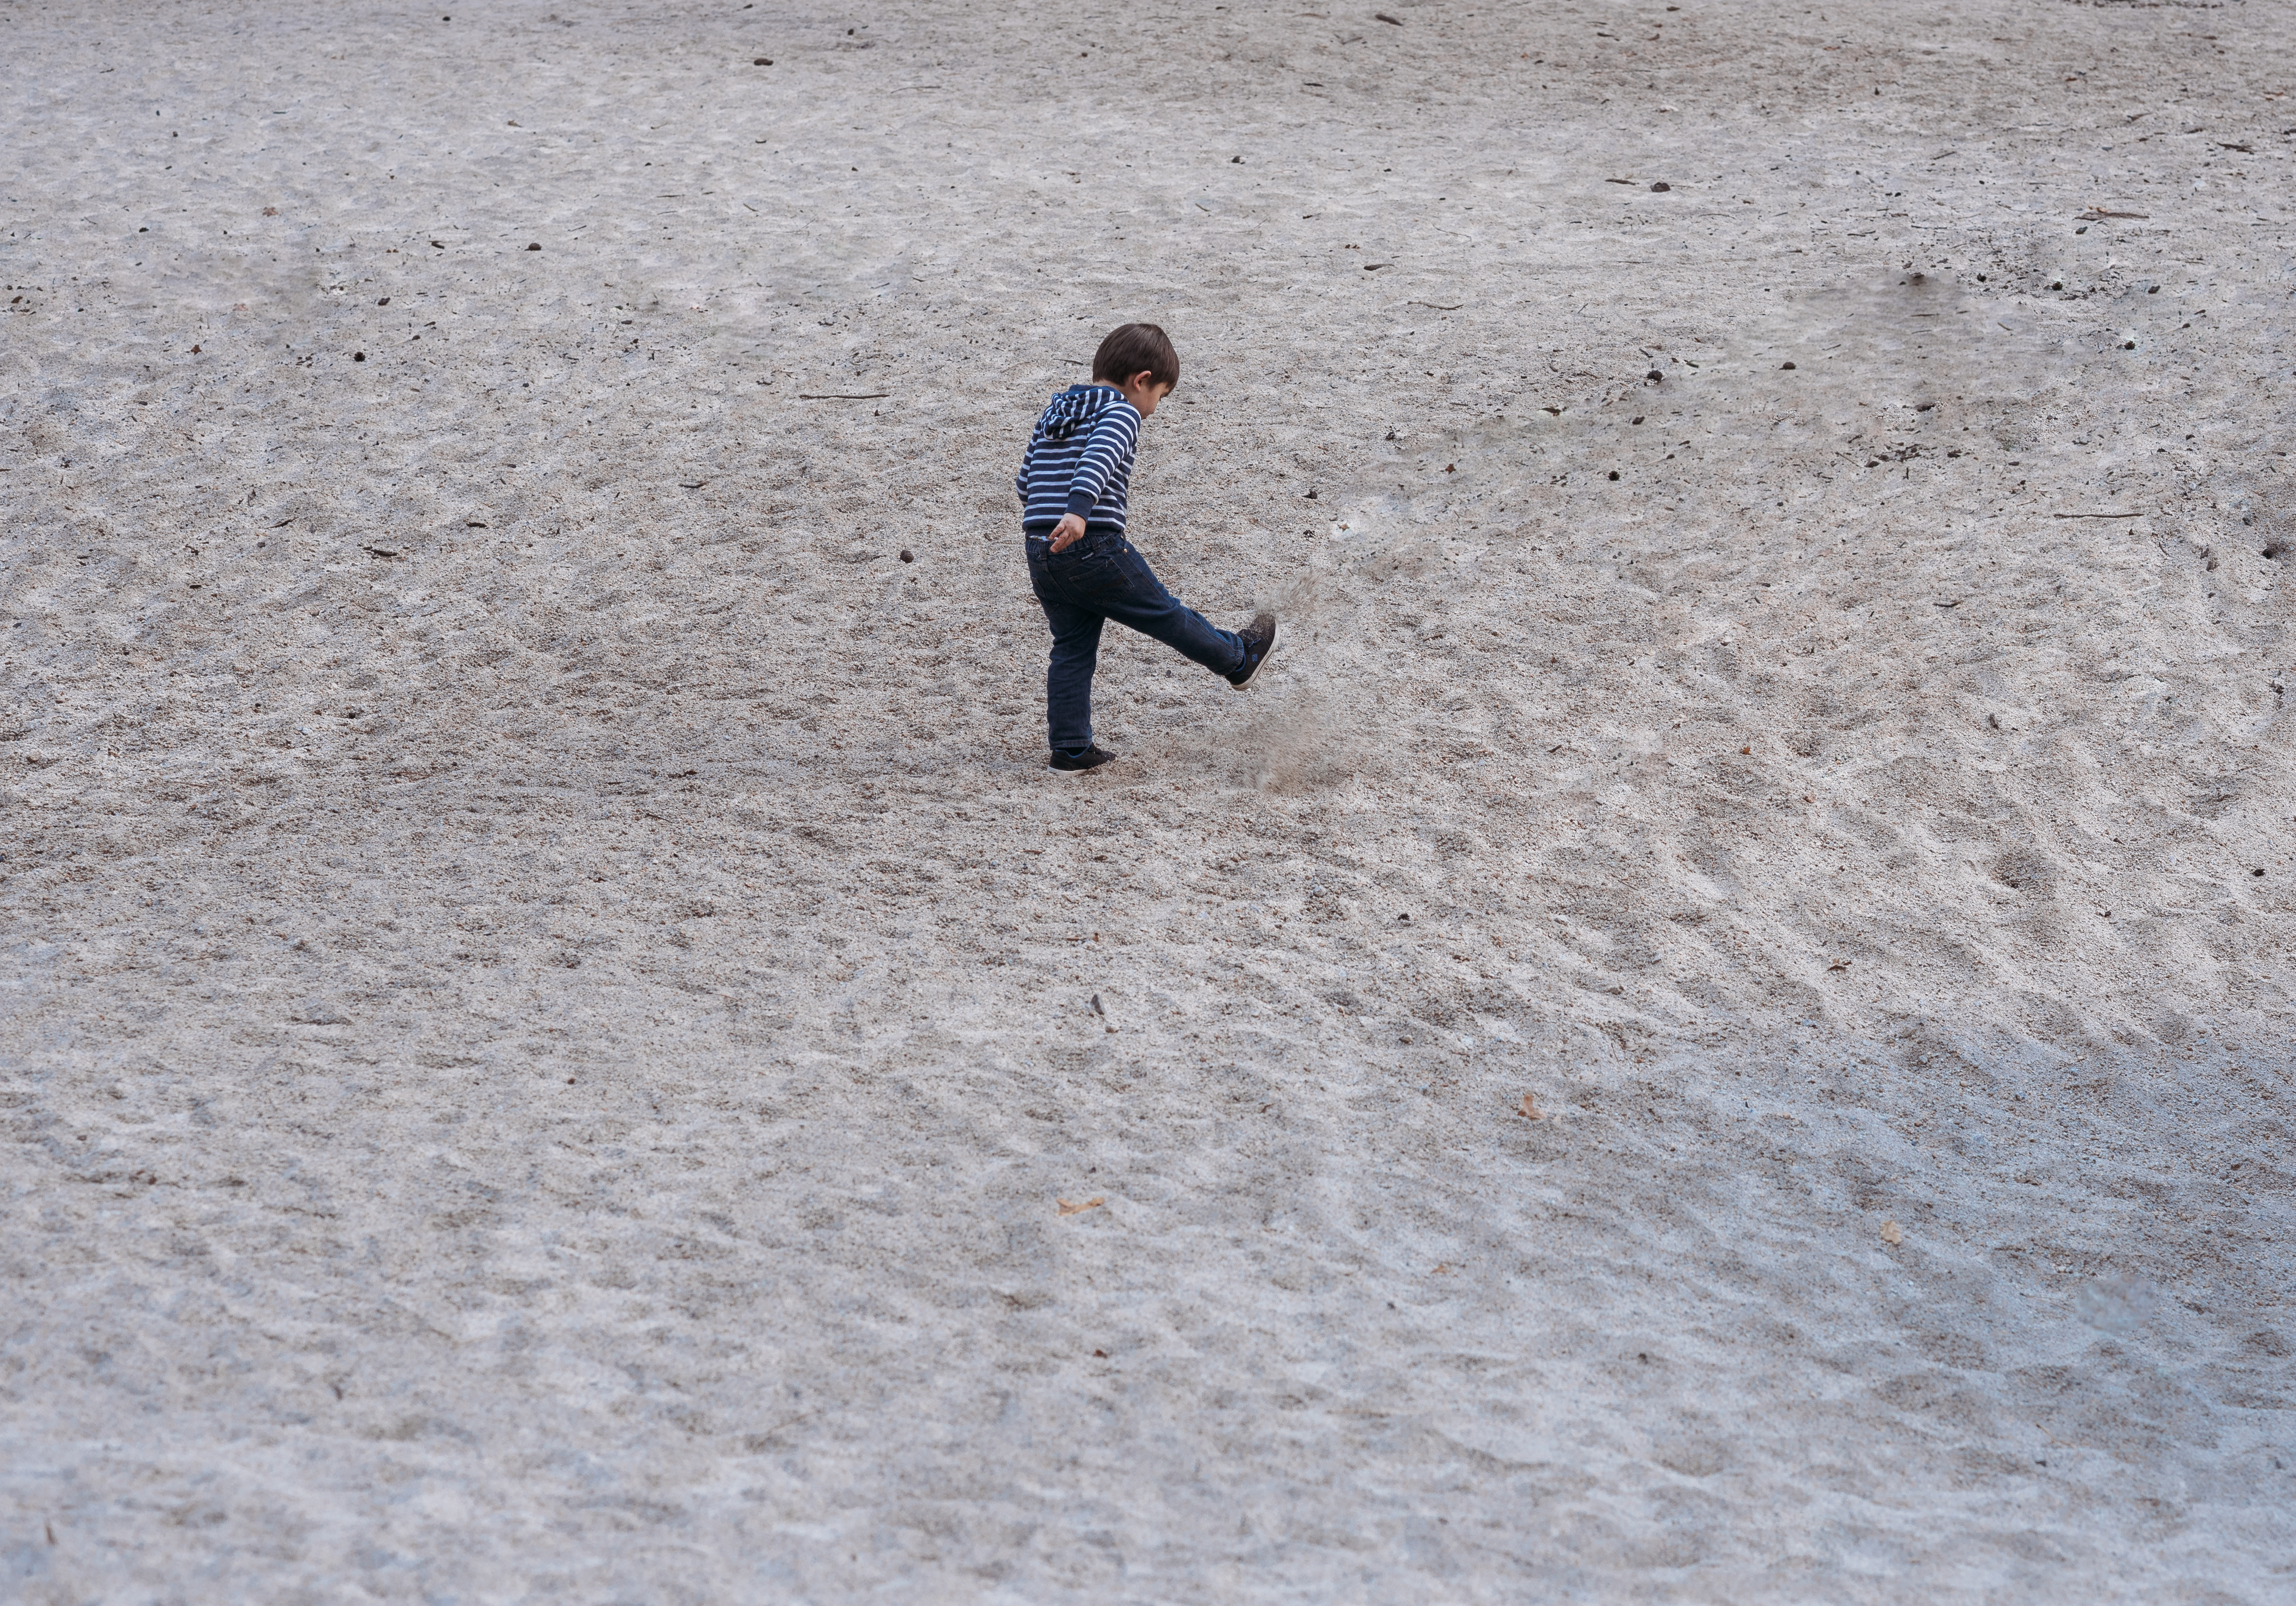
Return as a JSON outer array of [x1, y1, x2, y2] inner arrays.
[[1026, 529, 1246, 754]]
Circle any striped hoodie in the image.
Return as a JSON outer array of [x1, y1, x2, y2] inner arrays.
[[1015, 384, 1142, 536]]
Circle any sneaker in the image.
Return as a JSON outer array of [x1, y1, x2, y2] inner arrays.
[[1049, 745, 1119, 772], [1225, 612, 1278, 689]]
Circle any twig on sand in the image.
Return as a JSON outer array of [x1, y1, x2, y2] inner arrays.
[[2051, 511, 2139, 518], [796, 392, 889, 400], [2075, 208, 2148, 221], [1057, 1196, 1105, 1217], [1410, 301, 1464, 310]]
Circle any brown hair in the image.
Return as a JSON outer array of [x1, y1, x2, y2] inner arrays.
[[1091, 322, 1180, 391]]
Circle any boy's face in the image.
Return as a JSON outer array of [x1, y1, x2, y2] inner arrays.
[[1115, 370, 1174, 417]]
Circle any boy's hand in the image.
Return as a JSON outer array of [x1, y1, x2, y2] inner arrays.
[[1047, 513, 1087, 553]]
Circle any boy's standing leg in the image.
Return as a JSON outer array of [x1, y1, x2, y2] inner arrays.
[[1028, 533, 1119, 767], [1038, 593, 1106, 757]]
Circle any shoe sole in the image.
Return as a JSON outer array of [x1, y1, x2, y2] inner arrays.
[[1229, 619, 1278, 690]]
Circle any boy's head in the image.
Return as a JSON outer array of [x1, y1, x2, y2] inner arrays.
[[1092, 322, 1180, 399]]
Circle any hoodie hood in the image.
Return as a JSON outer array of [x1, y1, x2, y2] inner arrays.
[[1031, 382, 1124, 444]]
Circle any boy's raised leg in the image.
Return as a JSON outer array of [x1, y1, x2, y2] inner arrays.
[[1088, 545, 1252, 679]]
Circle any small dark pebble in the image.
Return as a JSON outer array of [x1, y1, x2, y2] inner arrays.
[[754, 56, 772, 65], [527, 242, 541, 250], [378, 296, 390, 305], [2051, 280, 2064, 290], [1608, 470, 1621, 480], [353, 351, 365, 361], [1231, 155, 1244, 164], [2123, 340, 2136, 350], [1631, 415, 1644, 425], [1305, 487, 1318, 498], [1646, 369, 1663, 381], [1650, 181, 1670, 192], [899, 548, 914, 563], [2254, 868, 2266, 878], [2076, 225, 2088, 234], [1781, 361, 1796, 370]]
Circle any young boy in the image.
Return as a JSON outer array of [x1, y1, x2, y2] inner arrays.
[[1016, 322, 1277, 772]]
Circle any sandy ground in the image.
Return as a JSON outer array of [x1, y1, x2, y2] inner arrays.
[[5, 0, 2295, 1598]]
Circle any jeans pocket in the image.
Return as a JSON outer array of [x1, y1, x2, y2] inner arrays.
[[1058, 541, 1117, 576]]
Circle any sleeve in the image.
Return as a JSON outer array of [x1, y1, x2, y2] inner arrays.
[[1016, 435, 1032, 505], [1064, 405, 1140, 518]]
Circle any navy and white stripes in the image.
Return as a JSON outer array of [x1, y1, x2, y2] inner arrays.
[[1015, 384, 1142, 535]]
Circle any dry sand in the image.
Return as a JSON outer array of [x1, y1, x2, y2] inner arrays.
[[5, 0, 2294, 1598]]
